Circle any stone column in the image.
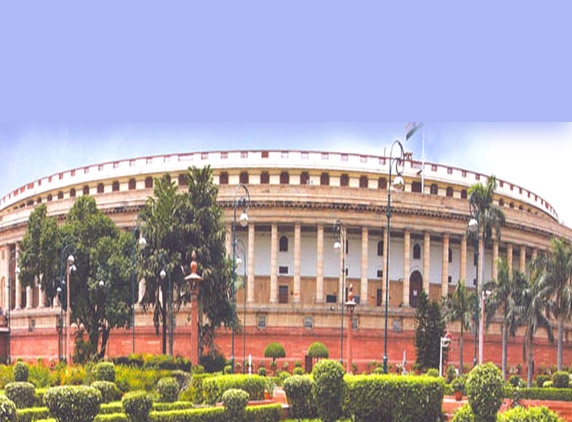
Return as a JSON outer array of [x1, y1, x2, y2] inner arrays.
[[269, 224, 278, 304], [3, 245, 9, 311], [492, 239, 499, 281], [15, 245, 21, 310], [441, 234, 450, 297], [293, 223, 301, 304], [360, 227, 368, 305], [316, 224, 324, 303], [247, 224, 255, 303], [225, 224, 232, 258], [519, 246, 526, 273], [423, 232, 431, 294], [532, 248, 538, 263], [39, 276, 46, 307], [402, 229, 411, 307], [507, 244, 513, 274], [460, 235, 467, 285], [26, 282, 33, 309]]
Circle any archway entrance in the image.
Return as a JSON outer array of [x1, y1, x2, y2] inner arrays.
[[409, 271, 423, 308]]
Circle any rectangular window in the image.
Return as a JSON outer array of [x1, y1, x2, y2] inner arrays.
[[376, 269, 383, 278], [257, 315, 267, 329], [278, 266, 289, 274], [376, 289, 383, 307], [326, 294, 337, 303], [304, 316, 313, 329], [278, 285, 289, 304]]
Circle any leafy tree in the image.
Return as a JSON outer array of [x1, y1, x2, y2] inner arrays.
[[442, 280, 473, 374], [484, 259, 527, 379], [263, 342, 286, 367], [138, 166, 232, 355], [19, 196, 133, 362], [414, 289, 447, 370], [533, 237, 572, 371], [308, 342, 329, 359], [467, 175, 505, 248]]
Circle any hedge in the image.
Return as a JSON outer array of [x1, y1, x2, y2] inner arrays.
[[344, 374, 445, 422], [504, 386, 572, 401], [202, 375, 266, 404], [14, 407, 50, 422]]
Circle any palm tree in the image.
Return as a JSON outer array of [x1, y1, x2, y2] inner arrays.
[[483, 259, 527, 379], [515, 268, 554, 387], [467, 175, 506, 247], [442, 280, 473, 373], [533, 237, 572, 371]]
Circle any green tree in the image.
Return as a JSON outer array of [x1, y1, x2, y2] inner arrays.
[[138, 167, 232, 355], [533, 237, 572, 371], [484, 259, 527, 379], [263, 342, 286, 369], [442, 280, 473, 374], [467, 175, 505, 248], [415, 290, 447, 370], [19, 197, 133, 362]]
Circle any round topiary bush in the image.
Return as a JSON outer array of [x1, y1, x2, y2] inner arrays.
[[451, 403, 475, 422], [157, 377, 179, 403], [263, 342, 286, 371], [308, 342, 329, 359], [283, 375, 317, 419], [13, 362, 29, 382], [498, 405, 564, 421], [95, 362, 116, 382], [508, 374, 522, 387], [293, 367, 304, 376], [222, 388, 249, 422], [426, 368, 439, 377], [90, 381, 122, 403], [122, 391, 153, 422], [311, 359, 345, 422], [552, 371, 569, 388], [0, 396, 17, 422], [466, 363, 504, 422], [4, 382, 36, 409], [536, 374, 551, 388], [44, 385, 102, 422]]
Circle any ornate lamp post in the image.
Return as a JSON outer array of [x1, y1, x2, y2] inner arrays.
[[59, 244, 76, 365], [234, 238, 247, 373], [383, 140, 405, 373], [184, 251, 203, 367], [468, 201, 480, 367], [479, 289, 492, 364], [333, 219, 346, 365], [232, 184, 250, 374], [159, 256, 173, 356], [131, 226, 146, 354], [345, 284, 357, 374]]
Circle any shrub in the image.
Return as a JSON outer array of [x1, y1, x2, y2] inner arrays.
[[44, 385, 102, 422], [283, 375, 317, 419], [536, 374, 551, 388], [498, 405, 565, 421], [452, 375, 467, 395], [183, 373, 213, 404], [258, 367, 267, 376], [0, 396, 16, 422], [202, 374, 266, 404], [263, 342, 286, 370], [552, 371, 569, 388], [122, 391, 153, 422], [293, 367, 304, 376], [4, 381, 36, 409], [509, 374, 523, 387], [95, 362, 116, 382], [222, 388, 249, 422], [13, 362, 29, 382], [311, 359, 344, 422], [466, 363, 504, 422], [170, 370, 191, 394], [91, 381, 122, 403], [277, 371, 291, 386], [426, 368, 439, 377], [504, 386, 572, 401], [157, 377, 179, 403], [28, 363, 53, 388], [307, 342, 329, 359], [451, 403, 475, 422], [245, 403, 282, 422], [199, 351, 226, 373]]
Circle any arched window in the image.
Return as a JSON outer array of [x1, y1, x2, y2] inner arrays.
[[359, 176, 368, 188], [280, 171, 289, 184], [460, 189, 467, 199], [377, 240, 384, 256], [57, 191, 64, 199], [378, 177, 387, 189], [83, 185, 90, 195], [70, 188, 76, 198], [112, 181, 120, 192], [430, 184, 438, 195], [178, 174, 188, 186], [413, 244, 421, 260], [97, 183, 104, 193], [260, 171, 270, 184], [128, 178, 136, 190], [239, 171, 249, 184], [219, 172, 229, 185], [446, 187, 454, 197], [320, 172, 330, 186], [412, 181, 422, 193], [300, 172, 309, 185], [279, 236, 289, 252], [145, 177, 154, 188], [340, 173, 349, 187]]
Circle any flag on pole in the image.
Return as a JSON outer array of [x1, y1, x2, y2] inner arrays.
[[405, 122, 423, 141]]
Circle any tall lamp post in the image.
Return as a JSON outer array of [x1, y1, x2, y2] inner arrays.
[[468, 201, 480, 367], [184, 251, 203, 367], [7, 250, 19, 364], [159, 256, 173, 356], [232, 184, 250, 374], [60, 245, 76, 365], [345, 284, 357, 374], [383, 140, 405, 374], [131, 226, 147, 355], [333, 219, 346, 365], [235, 238, 247, 373], [479, 289, 492, 364]]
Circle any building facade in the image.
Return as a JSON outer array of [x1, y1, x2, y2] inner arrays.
[[0, 149, 570, 372]]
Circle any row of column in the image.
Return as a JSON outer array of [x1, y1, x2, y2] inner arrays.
[[226, 224, 536, 307]]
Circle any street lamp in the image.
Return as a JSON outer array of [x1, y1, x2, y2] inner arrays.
[[232, 184, 250, 374], [59, 245, 76, 365], [345, 284, 357, 374], [468, 200, 480, 367], [234, 238, 247, 373], [7, 250, 19, 364], [479, 290, 492, 364], [439, 333, 452, 377], [56, 286, 63, 361], [333, 219, 346, 365], [159, 256, 173, 356], [384, 140, 405, 373], [184, 251, 203, 367], [131, 226, 146, 354]]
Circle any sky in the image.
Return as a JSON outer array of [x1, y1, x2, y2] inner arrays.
[[1, 122, 571, 227]]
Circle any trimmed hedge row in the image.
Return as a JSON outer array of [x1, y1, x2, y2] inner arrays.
[[202, 375, 266, 404], [344, 374, 444, 422], [504, 386, 572, 401]]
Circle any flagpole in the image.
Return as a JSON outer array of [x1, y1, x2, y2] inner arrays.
[[421, 125, 425, 194]]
